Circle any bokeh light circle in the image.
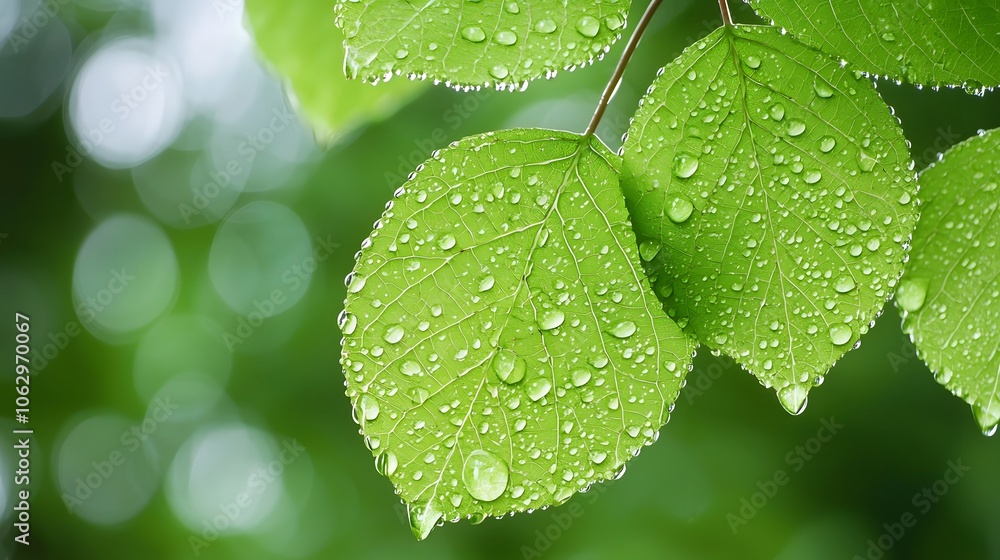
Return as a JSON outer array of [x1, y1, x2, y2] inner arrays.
[[133, 315, 232, 402], [68, 36, 185, 168], [55, 412, 159, 525], [166, 423, 286, 534], [73, 214, 179, 342], [209, 201, 312, 316]]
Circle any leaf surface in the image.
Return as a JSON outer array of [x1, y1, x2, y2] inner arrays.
[[340, 128, 692, 539], [747, 0, 1000, 88], [246, 0, 424, 141], [335, 0, 630, 88], [621, 25, 918, 413], [898, 128, 1000, 435]]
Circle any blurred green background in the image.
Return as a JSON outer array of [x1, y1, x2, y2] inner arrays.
[[2, 0, 1000, 559]]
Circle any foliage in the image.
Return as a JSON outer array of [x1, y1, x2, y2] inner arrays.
[[248, 0, 1000, 539]]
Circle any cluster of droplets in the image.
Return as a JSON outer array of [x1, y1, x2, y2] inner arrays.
[[621, 26, 920, 415], [339, 132, 693, 539], [336, 0, 630, 91], [898, 132, 1000, 436]]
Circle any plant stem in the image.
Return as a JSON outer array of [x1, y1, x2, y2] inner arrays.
[[718, 0, 733, 26], [584, 0, 664, 137]]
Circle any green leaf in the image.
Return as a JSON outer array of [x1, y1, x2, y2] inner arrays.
[[897, 129, 1000, 435], [245, 0, 424, 141], [620, 25, 918, 413], [334, 0, 630, 89], [746, 0, 1000, 89], [339, 128, 692, 539]]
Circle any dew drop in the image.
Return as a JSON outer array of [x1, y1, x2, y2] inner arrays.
[[489, 64, 510, 80], [857, 150, 877, 173], [407, 501, 443, 540], [359, 394, 380, 421], [538, 309, 565, 330], [787, 120, 806, 137], [493, 349, 526, 384], [338, 310, 357, 335], [375, 450, 398, 476], [673, 153, 700, 178], [495, 30, 517, 45], [639, 239, 661, 261], [535, 19, 557, 33], [462, 26, 486, 43], [777, 384, 808, 415], [667, 196, 694, 223], [769, 104, 785, 121], [611, 321, 637, 338], [526, 377, 552, 401], [834, 275, 856, 293], [462, 450, 509, 502], [383, 324, 405, 344], [576, 16, 600, 38], [813, 79, 834, 98], [819, 136, 836, 153], [571, 368, 592, 387], [346, 272, 367, 293], [438, 234, 457, 250], [829, 324, 853, 346], [895, 277, 928, 312], [744, 54, 761, 69]]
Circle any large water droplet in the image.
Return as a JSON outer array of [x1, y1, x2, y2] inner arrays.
[[438, 234, 457, 250], [462, 26, 486, 43], [673, 153, 699, 178], [375, 450, 398, 476], [769, 104, 785, 121], [778, 384, 808, 415], [895, 277, 928, 312], [495, 30, 517, 46], [462, 449, 509, 501], [787, 120, 806, 137], [611, 321, 637, 338], [639, 240, 661, 263], [576, 16, 600, 38], [384, 324, 405, 344], [974, 397, 1000, 436], [834, 275, 856, 293], [535, 19, 557, 33], [346, 272, 367, 293], [571, 368, 592, 387], [407, 501, 443, 540], [493, 349, 526, 384], [359, 395, 380, 421], [538, 309, 565, 330], [526, 377, 552, 402], [339, 310, 357, 335], [813, 79, 834, 98], [667, 196, 694, 223], [829, 324, 853, 346]]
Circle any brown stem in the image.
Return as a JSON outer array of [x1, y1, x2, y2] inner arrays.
[[719, 0, 733, 26], [584, 0, 664, 137]]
